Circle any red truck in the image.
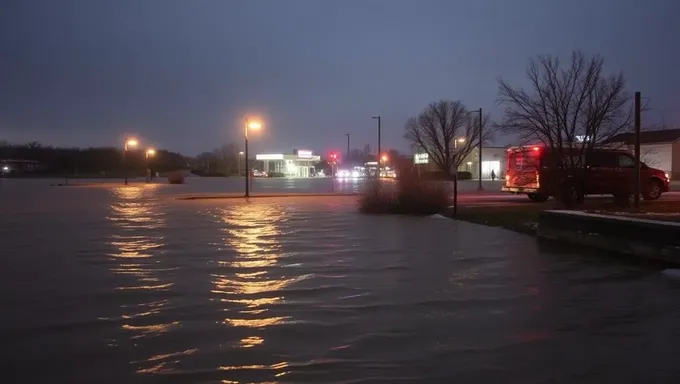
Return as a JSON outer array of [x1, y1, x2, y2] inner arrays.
[[501, 145, 670, 202]]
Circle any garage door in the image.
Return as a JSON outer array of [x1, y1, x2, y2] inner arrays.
[[640, 144, 672, 173]]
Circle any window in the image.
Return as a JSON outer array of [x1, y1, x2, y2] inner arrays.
[[588, 152, 616, 168], [617, 155, 635, 168]]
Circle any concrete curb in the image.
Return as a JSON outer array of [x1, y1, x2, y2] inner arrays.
[[538, 210, 680, 264]]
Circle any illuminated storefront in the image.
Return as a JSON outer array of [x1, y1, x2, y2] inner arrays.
[[255, 149, 321, 177]]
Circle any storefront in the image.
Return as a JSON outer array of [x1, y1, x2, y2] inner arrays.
[[255, 149, 321, 177]]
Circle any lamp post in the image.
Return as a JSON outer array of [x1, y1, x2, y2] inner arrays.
[[372, 116, 381, 178], [344, 133, 350, 162], [145, 148, 155, 182], [473, 108, 483, 191], [123, 138, 138, 185], [244, 119, 262, 197]]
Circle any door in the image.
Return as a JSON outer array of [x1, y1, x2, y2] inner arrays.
[[586, 151, 614, 194], [613, 154, 636, 193]]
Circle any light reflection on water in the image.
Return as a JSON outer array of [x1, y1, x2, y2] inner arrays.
[[104, 186, 186, 373], [211, 202, 293, 377], [5, 183, 680, 383]]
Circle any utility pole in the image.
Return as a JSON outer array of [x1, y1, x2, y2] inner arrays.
[[372, 116, 381, 178], [477, 108, 483, 191], [344, 133, 350, 162], [633, 91, 641, 209]]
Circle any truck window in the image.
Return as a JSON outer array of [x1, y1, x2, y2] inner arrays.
[[588, 152, 616, 168], [617, 155, 635, 168]]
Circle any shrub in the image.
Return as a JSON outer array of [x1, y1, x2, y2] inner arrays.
[[359, 171, 451, 215], [167, 171, 185, 184], [457, 171, 472, 180]]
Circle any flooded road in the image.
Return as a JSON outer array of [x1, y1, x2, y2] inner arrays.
[[2, 181, 680, 383]]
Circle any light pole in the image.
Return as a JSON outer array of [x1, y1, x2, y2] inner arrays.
[[238, 151, 244, 176], [123, 138, 138, 185], [372, 116, 381, 178], [244, 118, 262, 197], [344, 133, 350, 162], [145, 148, 155, 182], [473, 108, 483, 191]]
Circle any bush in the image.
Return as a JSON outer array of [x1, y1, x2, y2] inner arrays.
[[167, 171, 185, 184], [267, 172, 285, 178], [457, 171, 472, 180], [359, 171, 451, 215]]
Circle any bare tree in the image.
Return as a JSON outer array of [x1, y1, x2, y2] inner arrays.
[[497, 51, 635, 201], [404, 100, 492, 178]]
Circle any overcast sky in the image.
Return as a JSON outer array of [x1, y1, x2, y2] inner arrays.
[[1, 0, 678, 156]]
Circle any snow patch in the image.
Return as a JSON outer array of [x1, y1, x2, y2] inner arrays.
[[430, 214, 448, 219], [661, 269, 680, 278]]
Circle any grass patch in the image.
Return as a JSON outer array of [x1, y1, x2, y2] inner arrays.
[[444, 198, 680, 234], [444, 205, 545, 234]]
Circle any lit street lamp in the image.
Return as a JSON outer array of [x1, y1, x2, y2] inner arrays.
[[454, 137, 465, 149], [244, 119, 262, 197], [123, 137, 138, 185], [145, 148, 155, 182]]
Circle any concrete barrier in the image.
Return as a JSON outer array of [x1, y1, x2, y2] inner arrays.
[[538, 210, 680, 264]]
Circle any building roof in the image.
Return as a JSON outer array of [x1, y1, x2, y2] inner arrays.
[[608, 128, 680, 145]]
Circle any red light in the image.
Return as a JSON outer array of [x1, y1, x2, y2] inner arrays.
[[532, 146, 540, 152]]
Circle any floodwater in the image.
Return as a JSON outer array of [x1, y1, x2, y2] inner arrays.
[[2, 179, 680, 383]]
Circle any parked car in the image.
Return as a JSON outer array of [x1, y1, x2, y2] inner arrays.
[[501, 145, 670, 202]]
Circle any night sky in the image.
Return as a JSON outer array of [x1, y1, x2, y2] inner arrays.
[[1, 0, 678, 156]]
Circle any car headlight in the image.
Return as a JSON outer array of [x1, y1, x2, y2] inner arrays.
[[665, 172, 670, 180]]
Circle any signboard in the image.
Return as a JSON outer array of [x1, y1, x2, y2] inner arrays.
[[297, 150, 313, 159], [414, 153, 429, 164], [256, 154, 284, 160]]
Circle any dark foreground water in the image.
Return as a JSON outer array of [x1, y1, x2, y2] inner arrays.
[[2, 180, 680, 383]]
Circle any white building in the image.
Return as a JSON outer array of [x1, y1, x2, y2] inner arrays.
[[608, 129, 680, 179], [412, 146, 507, 179], [255, 149, 321, 177]]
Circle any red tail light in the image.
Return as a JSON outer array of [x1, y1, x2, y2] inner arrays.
[[532, 146, 540, 152]]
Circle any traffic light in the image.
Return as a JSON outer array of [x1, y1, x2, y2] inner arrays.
[[329, 152, 338, 163]]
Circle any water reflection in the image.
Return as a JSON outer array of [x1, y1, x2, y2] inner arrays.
[[105, 186, 190, 374], [213, 202, 295, 335]]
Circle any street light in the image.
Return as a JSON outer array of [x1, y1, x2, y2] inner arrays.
[[123, 137, 138, 185], [454, 137, 465, 149], [372, 116, 381, 179], [244, 118, 262, 197], [145, 148, 155, 182], [468, 108, 483, 191]]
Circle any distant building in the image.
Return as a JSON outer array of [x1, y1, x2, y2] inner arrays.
[[608, 128, 680, 179], [0, 159, 44, 175], [412, 146, 507, 179], [255, 149, 321, 177]]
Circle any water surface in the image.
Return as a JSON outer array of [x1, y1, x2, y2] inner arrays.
[[2, 182, 680, 383]]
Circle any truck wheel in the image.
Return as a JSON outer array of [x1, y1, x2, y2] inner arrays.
[[527, 193, 549, 202], [642, 179, 663, 200]]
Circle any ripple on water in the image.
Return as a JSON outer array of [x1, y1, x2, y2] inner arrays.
[[4, 187, 680, 383]]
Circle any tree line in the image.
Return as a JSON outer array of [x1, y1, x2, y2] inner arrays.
[[0, 142, 188, 177]]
